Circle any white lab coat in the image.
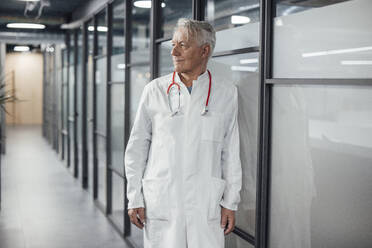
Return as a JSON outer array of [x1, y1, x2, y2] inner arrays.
[[125, 70, 242, 248]]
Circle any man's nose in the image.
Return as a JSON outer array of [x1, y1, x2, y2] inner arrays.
[[171, 46, 179, 56]]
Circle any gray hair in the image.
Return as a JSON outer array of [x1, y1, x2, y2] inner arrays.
[[175, 18, 216, 58]]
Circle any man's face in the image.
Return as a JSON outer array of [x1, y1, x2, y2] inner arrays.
[[171, 28, 206, 74]]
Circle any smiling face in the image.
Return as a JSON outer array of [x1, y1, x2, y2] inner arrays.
[[171, 28, 210, 75]]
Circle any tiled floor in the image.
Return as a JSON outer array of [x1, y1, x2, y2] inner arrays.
[[0, 125, 131, 248]]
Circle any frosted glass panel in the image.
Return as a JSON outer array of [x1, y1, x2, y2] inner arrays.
[[159, 41, 173, 76], [110, 84, 124, 175], [111, 53, 125, 82], [111, 172, 124, 233], [226, 233, 254, 248], [273, 0, 372, 78], [129, 66, 150, 129], [210, 52, 259, 235], [269, 84, 372, 248], [97, 135, 106, 207], [159, 0, 192, 38], [96, 57, 107, 133], [206, 0, 259, 32]]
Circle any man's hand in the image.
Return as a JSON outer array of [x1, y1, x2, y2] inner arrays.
[[128, 208, 146, 229], [220, 207, 235, 235]]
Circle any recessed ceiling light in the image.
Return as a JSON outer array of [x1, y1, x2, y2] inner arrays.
[[14, 46, 30, 52], [134, 1, 166, 8], [231, 15, 251, 25], [240, 58, 258, 64], [7, 23, 46, 29]]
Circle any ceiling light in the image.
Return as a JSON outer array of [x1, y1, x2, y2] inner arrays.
[[231, 15, 251, 25], [7, 23, 45, 29], [302, 46, 372, 58], [117, 64, 126, 70], [231, 66, 258, 72], [14, 46, 30, 52], [240, 58, 258, 64], [341, 60, 372, 65], [134, 1, 166, 8], [88, 26, 108, 32]]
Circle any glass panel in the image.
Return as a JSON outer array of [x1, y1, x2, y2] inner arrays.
[[111, 53, 125, 82], [88, 19, 94, 55], [273, 0, 372, 78], [110, 84, 124, 175], [204, 0, 260, 52], [63, 84, 68, 131], [226, 234, 254, 248], [77, 28, 83, 181], [69, 123, 75, 174], [69, 31, 75, 65], [111, 172, 124, 233], [97, 135, 107, 207], [112, 0, 125, 55], [276, 0, 352, 17], [96, 57, 107, 133], [205, 0, 259, 31], [97, 10, 108, 56], [129, 65, 150, 128], [269, 84, 372, 248], [128, 226, 143, 248], [131, 3, 150, 64], [159, 41, 173, 76], [159, 0, 192, 38], [209, 52, 259, 235], [87, 20, 94, 192]]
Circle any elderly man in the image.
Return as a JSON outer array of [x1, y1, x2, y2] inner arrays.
[[125, 18, 242, 248]]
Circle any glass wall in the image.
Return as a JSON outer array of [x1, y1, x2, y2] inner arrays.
[[273, 0, 371, 78], [77, 27, 83, 181], [95, 8, 108, 208], [160, 0, 192, 38], [87, 18, 94, 194], [269, 85, 372, 248], [68, 31, 76, 175], [268, 1, 372, 248]]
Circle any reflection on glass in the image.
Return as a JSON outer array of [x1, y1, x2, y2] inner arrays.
[[111, 172, 125, 233], [159, 40, 173, 76], [111, 54, 125, 82], [69, 31, 75, 65], [110, 84, 124, 175], [112, 0, 125, 55], [273, 0, 372, 78], [97, 10, 107, 56], [97, 136, 107, 207], [209, 53, 259, 235], [131, 3, 150, 64], [160, 0, 192, 38], [276, 0, 352, 17], [206, 0, 259, 31], [96, 57, 107, 133], [129, 66, 151, 129], [269, 84, 372, 248]]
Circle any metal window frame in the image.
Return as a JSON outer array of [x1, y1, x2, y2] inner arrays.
[[106, 2, 113, 216], [73, 29, 79, 178], [82, 21, 89, 189], [93, 15, 99, 200], [123, 0, 132, 238]]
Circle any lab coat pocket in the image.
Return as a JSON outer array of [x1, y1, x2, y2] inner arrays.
[[142, 178, 170, 220], [208, 177, 226, 221], [201, 113, 224, 143]]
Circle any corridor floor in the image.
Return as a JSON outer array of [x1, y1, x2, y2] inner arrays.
[[0, 125, 130, 248]]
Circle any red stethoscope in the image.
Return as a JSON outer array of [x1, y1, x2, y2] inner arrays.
[[167, 70, 212, 117]]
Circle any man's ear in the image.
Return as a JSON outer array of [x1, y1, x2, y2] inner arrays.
[[201, 44, 211, 58]]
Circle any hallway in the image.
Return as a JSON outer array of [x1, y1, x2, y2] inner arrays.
[[0, 125, 130, 248]]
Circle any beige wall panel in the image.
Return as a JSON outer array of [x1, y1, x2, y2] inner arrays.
[[5, 52, 43, 125]]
